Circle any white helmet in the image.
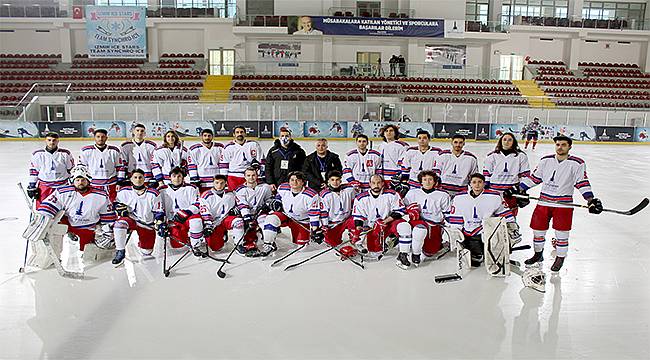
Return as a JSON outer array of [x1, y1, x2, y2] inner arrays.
[[522, 267, 546, 293], [70, 165, 92, 181]]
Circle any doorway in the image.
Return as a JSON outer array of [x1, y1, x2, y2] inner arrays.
[[209, 48, 235, 75]]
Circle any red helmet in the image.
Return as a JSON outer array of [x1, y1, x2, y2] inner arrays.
[[339, 245, 358, 259]]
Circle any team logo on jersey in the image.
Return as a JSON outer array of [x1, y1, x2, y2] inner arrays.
[[450, 205, 455, 214], [251, 149, 257, 157], [366, 160, 373, 167]]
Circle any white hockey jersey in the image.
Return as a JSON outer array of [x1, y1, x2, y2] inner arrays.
[[159, 184, 200, 219], [120, 140, 157, 181], [520, 154, 594, 208], [151, 145, 189, 183], [79, 144, 126, 186], [275, 183, 321, 226], [29, 148, 74, 188], [352, 189, 405, 227], [318, 185, 357, 227], [221, 140, 264, 179], [482, 150, 530, 192], [187, 142, 224, 188], [38, 185, 116, 229], [343, 149, 382, 188], [115, 186, 164, 228], [435, 150, 479, 196], [198, 189, 236, 226], [234, 183, 274, 217], [377, 140, 409, 179], [399, 145, 441, 188], [447, 190, 514, 237], [403, 188, 451, 224]]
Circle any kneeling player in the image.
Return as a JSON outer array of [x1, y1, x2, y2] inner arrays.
[[352, 174, 412, 266], [403, 171, 451, 267], [198, 175, 245, 252], [111, 169, 165, 266], [446, 173, 519, 267], [234, 167, 274, 256], [261, 171, 321, 256], [318, 170, 357, 247]]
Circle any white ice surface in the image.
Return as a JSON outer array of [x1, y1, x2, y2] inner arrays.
[[0, 139, 648, 360]]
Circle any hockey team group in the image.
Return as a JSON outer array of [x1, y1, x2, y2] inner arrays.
[[23, 122, 606, 283]]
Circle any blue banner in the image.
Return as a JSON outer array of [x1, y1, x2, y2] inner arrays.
[[290, 16, 444, 37], [86, 6, 147, 58]]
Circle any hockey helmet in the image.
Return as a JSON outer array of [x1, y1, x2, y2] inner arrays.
[[339, 245, 358, 259], [70, 165, 92, 181], [522, 267, 546, 293]]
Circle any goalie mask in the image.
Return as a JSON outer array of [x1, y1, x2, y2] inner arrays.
[[70, 165, 92, 182], [522, 267, 546, 293]]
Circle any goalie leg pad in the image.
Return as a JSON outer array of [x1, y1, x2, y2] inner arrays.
[[482, 217, 510, 277], [27, 221, 67, 269]]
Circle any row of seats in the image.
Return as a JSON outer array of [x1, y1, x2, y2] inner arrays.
[[331, 11, 410, 18], [73, 94, 200, 102], [578, 62, 638, 68], [0, 53, 60, 58], [1, 69, 206, 76], [404, 96, 527, 105], [518, 16, 629, 30], [71, 82, 203, 90], [402, 89, 521, 96], [160, 53, 205, 58], [232, 94, 364, 102], [0, 63, 51, 69], [548, 92, 649, 100], [544, 88, 649, 96], [233, 74, 513, 85], [70, 63, 140, 69], [159, 59, 196, 65], [527, 60, 565, 66], [555, 100, 650, 109]]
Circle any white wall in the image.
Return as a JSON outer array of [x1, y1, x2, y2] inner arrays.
[[408, 0, 464, 19], [528, 37, 567, 62], [274, 0, 323, 16], [331, 39, 407, 63], [0, 29, 60, 54], [580, 40, 643, 64]]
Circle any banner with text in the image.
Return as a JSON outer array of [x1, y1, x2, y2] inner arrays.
[[289, 16, 444, 37], [86, 6, 147, 58]]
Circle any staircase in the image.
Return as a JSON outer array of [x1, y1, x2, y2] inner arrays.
[[200, 75, 232, 102], [513, 80, 555, 108]]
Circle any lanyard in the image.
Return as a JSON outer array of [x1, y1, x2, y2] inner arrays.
[[316, 155, 327, 172]]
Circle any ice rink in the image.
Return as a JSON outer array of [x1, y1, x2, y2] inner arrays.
[[0, 138, 648, 360]]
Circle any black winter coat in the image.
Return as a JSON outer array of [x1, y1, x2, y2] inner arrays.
[[265, 139, 307, 186], [302, 151, 343, 190]]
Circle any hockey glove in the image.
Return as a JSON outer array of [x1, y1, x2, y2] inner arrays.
[[587, 197, 603, 214], [242, 214, 255, 231], [406, 203, 420, 221], [390, 174, 402, 189], [264, 198, 283, 213], [250, 158, 261, 171], [505, 186, 530, 208], [113, 202, 129, 217], [27, 185, 40, 200], [310, 227, 324, 244], [203, 223, 214, 237], [173, 209, 194, 224], [516, 189, 531, 208], [156, 222, 169, 238]]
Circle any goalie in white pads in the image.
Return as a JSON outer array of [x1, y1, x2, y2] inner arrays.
[[233, 167, 274, 257], [159, 167, 204, 253], [198, 174, 245, 252], [318, 170, 357, 247]]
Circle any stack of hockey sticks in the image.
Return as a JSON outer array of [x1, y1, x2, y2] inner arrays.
[[162, 231, 229, 277]]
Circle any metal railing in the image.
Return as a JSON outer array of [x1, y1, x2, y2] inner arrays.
[[327, 7, 415, 19], [506, 14, 649, 31]]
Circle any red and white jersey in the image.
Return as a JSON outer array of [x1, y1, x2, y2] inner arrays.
[[234, 183, 274, 217], [29, 148, 74, 188], [120, 140, 157, 181], [377, 140, 409, 179], [159, 184, 200, 219], [151, 145, 189, 183], [352, 189, 405, 227], [435, 150, 479, 195], [116, 186, 164, 228], [343, 149, 382, 188], [520, 154, 594, 208], [403, 188, 451, 224], [198, 189, 236, 226], [447, 190, 514, 237], [37, 185, 116, 229], [319, 185, 357, 227], [275, 184, 321, 226], [79, 144, 126, 186], [187, 142, 224, 188], [221, 140, 264, 179], [482, 151, 530, 192], [399, 146, 441, 188]]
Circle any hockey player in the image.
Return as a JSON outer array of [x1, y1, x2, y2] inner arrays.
[[523, 117, 541, 150], [198, 175, 245, 252], [78, 128, 126, 201], [111, 169, 165, 266], [120, 123, 157, 186], [483, 132, 530, 215], [505, 135, 603, 271], [318, 170, 357, 247], [261, 171, 321, 256], [27, 132, 75, 206], [343, 134, 382, 190], [221, 125, 265, 191], [403, 171, 451, 266], [37, 165, 117, 265], [159, 167, 204, 253], [435, 134, 478, 197], [351, 174, 412, 266], [377, 124, 409, 186], [188, 128, 224, 193], [152, 130, 188, 187], [233, 167, 274, 256], [446, 173, 517, 267], [398, 130, 441, 189]]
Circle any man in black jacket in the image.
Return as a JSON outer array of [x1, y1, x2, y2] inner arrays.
[[265, 129, 306, 190], [302, 138, 343, 191]]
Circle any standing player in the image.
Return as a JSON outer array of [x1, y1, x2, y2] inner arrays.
[[198, 175, 245, 252], [221, 126, 265, 191], [435, 134, 478, 197], [318, 171, 357, 247], [265, 129, 306, 190], [79, 128, 126, 201], [120, 123, 157, 187], [27, 132, 75, 206], [352, 174, 412, 266], [188, 128, 224, 193], [483, 132, 530, 215], [398, 130, 441, 189], [261, 172, 321, 256], [523, 117, 541, 150], [111, 169, 165, 266], [233, 167, 274, 256], [377, 124, 409, 187], [403, 171, 451, 266], [152, 130, 188, 187], [343, 134, 382, 190], [506, 135, 603, 271]]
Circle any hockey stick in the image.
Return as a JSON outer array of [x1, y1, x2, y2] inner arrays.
[[334, 246, 365, 269], [216, 233, 247, 279], [269, 216, 312, 267], [17, 183, 32, 273], [0, 217, 18, 222], [513, 194, 649, 216], [284, 240, 352, 271]]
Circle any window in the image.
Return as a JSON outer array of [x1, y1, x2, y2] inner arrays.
[[502, 0, 567, 24], [582, 1, 646, 23], [466, 0, 489, 24], [357, 1, 381, 17], [96, 0, 148, 5]]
